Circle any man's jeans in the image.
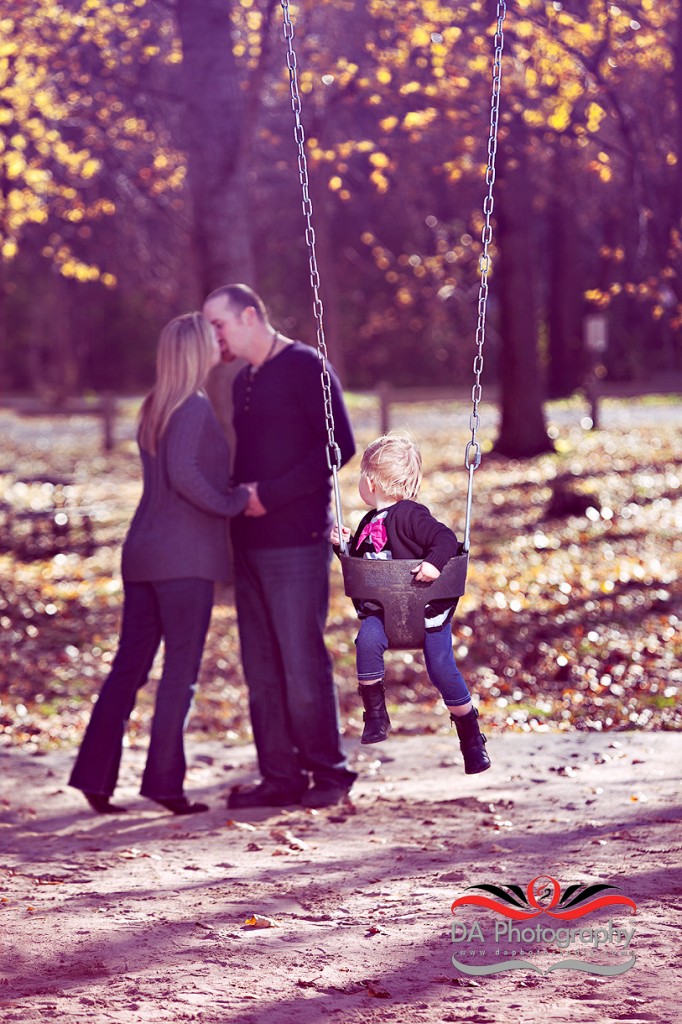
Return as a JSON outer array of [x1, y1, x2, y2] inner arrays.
[[234, 541, 356, 792], [69, 578, 214, 800]]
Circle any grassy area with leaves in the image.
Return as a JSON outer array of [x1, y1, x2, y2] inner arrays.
[[1, 392, 680, 751]]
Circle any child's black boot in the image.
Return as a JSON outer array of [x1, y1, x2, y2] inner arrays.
[[359, 682, 391, 744], [451, 707, 491, 774]]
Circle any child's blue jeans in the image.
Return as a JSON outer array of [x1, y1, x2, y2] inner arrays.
[[355, 613, 471, 707]]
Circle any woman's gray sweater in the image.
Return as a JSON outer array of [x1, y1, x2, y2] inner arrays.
[[121, 393, 248, 583]]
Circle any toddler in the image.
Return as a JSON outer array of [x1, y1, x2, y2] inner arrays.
[[331, 433, 490, 774]]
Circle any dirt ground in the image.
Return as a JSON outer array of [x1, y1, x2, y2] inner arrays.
[[1, 727, 680, 1024]]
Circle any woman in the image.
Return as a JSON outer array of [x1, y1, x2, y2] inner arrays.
[[69, 312, 249, 815]]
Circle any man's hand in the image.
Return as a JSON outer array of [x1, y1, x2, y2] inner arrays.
[[330, 524, 351, 547], [244, 483, 267, 517], [411, 560, 440, 582]]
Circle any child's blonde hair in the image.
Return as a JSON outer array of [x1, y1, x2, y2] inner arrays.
[[361, 432, 422, 501]]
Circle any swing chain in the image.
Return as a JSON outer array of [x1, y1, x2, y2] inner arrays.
[[463, 0, 506, 552], [280, 0, 505, 556], [280, 0, 341, 483]]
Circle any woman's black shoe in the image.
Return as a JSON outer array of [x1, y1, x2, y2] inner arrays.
[[151, 796, 209, 815], [84, 792, 128, 814]]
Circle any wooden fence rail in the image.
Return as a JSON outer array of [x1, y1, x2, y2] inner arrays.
[[0, 393, 117, 453]]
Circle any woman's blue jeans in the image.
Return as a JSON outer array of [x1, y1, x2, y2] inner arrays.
[[69, 578, 214, 800], [355, 613, 471, 707], [234, 541, 356, 793]]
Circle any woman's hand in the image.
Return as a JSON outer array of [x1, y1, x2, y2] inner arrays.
[[244, 483, 267, 517], [411, 560, 440, 582]]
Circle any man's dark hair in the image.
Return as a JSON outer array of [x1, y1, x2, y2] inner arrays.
[[206, 283, 268, 322]]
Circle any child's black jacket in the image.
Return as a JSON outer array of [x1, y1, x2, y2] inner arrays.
[[347, 500, 459, 571]]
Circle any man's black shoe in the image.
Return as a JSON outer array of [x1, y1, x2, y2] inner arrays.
[[227, 782, 306, 810], [301, 784, 353, 809]]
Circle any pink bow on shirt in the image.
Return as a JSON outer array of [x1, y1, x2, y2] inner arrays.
[[356, 518, 388, 554]]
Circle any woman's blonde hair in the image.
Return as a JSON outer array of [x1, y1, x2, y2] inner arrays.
[[360, 432, 422, 501], [139, 312, 216, 455]]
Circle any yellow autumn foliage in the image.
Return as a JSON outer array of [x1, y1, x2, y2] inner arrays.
[[0, 0, 183, 283]]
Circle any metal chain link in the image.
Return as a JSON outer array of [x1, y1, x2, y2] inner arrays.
[[463, 0, 506, 553], [280, 0, 347, 550]]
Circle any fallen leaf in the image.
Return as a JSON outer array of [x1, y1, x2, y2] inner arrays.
[[244, 914, 279, 929], [270, 828, 309, 851], [365, 981, 390, 998]]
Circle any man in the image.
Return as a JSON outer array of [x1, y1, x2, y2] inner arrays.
[[203, 283, 357, 809]]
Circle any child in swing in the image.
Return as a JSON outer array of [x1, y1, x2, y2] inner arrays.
[[330, 432, 490, 774]]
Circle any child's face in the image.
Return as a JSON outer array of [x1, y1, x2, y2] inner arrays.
[[359, 473, 377, 508]]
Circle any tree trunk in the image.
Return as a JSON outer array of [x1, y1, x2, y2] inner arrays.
[[176, 0, 255, 293], [175, 0, 267, 589], [28, 271, 79, 403], [671, 6, 675, 231], [494, 115, 553, 458], [307, 130, 346, 384], [0, 255, 7, 393], [547, 157, 587, 398]]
